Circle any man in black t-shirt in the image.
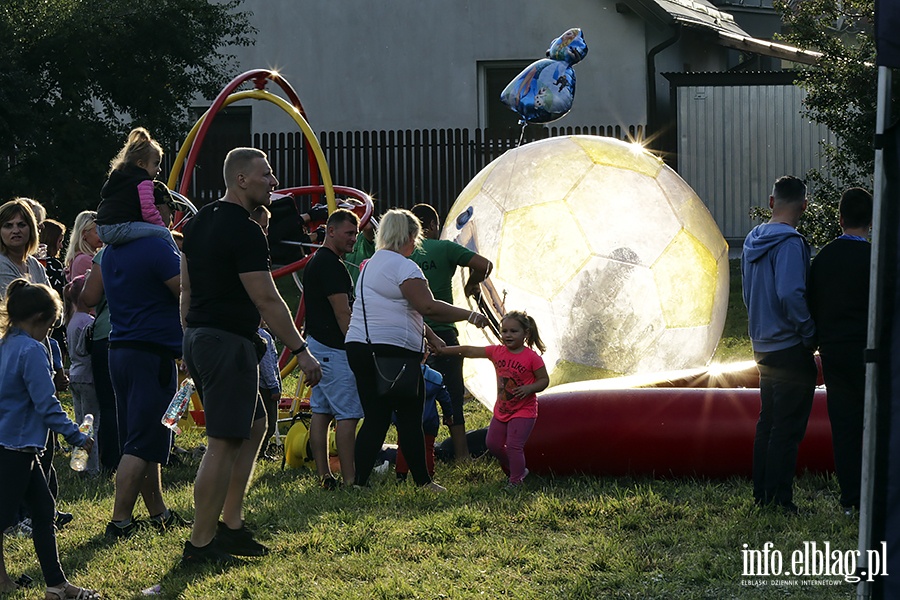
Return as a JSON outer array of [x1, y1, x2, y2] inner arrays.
[[180, 148, 321, 566], [808, 187, 873, 514], [303, 209, 362, 488]]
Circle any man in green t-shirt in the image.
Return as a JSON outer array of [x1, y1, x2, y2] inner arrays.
[[344, 218, 375, 288], [410, 204, 492, 462]]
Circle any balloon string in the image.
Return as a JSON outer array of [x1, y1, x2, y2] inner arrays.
[[516, 121, 527, 148]]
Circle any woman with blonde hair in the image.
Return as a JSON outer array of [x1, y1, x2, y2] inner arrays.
[[0, 199, 48, 291], [64, 210, 102, 282], [345, 208, 489, 490]]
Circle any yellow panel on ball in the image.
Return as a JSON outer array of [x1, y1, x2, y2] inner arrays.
[[571, 135, 664, 179], [499, 203, 591, 299], [481, 137, 594, 212], [442, 135, 729, 408], [652, 229, 717, 328]]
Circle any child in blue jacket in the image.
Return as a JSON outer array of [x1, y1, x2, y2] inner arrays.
[[0, 279, 98, 599]]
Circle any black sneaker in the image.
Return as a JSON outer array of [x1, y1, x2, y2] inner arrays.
[[215, 521, 270, 557], [55, 511, 74, 530], [180, 539, 243, 568], [151, 509, 193, 532], [321, 476, 339, 490], [105, 518, 146, 539]]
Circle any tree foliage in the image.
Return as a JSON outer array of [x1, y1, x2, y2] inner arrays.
[[0, 0, 255, 224], [770, 0, 891, 245]]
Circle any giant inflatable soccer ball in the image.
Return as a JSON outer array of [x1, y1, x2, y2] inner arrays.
[[443, 135, 729, 409]]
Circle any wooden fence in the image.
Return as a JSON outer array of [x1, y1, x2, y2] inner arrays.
[[171, 124, 644, 218]]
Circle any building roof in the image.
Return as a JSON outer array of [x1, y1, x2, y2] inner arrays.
[[624, 0, 823, 65], [662, 70, 799, 86], [654, 0, 749, 36]]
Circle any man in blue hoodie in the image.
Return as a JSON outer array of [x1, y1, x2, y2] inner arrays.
[[742, 175, 818, 513]]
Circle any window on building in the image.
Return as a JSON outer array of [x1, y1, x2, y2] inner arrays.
[[479, 61, 533, 130], [184, 105, 252, 205]]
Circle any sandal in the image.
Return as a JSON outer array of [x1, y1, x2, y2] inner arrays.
[[45, 582, 101, 599]]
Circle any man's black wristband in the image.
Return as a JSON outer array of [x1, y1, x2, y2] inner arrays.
[[291, 342, 309, 356]]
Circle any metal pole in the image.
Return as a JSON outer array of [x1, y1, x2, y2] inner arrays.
[[857, 64, 891, 600]]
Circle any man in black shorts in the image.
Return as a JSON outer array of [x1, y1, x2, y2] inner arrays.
[[180, 147, 322, 565]]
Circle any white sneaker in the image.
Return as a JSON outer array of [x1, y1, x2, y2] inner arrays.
[[3, 518, 32, 539], [507, 469, 530, 487]]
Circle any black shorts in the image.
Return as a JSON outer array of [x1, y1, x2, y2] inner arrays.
[[108, 346, 175, 464], [183, 327, 262, 439]]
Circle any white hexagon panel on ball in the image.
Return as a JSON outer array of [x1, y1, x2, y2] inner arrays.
[[442, 135, 729, 410]]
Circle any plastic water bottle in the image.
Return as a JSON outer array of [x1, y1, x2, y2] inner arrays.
[[161, 378, 195, 435], [69, 414, 93, 472]]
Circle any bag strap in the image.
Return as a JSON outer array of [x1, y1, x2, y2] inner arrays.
[[359, 259, 407, 386], [358, 254, 425, 353], [359, 258, 373, 345]]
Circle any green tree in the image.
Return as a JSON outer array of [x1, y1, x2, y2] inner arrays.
[[0, 0, 255, 225], [769, 0, 894, 245]]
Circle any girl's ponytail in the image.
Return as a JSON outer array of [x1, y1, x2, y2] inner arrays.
[[108, 127, 163, 175], [525, 315, 546, 353]]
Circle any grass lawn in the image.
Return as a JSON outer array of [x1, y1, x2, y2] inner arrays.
[[3, 261, 860, 599]]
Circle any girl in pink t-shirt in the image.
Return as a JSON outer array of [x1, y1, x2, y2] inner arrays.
[[437, 311, 548, 485]]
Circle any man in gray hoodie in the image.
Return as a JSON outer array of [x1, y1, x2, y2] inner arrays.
[[741, 175, 818, 513]]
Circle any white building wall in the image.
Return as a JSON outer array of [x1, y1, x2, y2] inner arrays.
[[677, 83, 835, 241], [217, 0, 650, 134]]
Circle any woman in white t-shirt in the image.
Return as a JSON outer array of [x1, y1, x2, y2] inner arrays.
[[345, 209, 488, 490]]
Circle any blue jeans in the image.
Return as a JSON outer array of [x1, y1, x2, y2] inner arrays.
[[0, 449, 66, 587], [752, 344, 818, 506], [308, 337, 363, 420], [98, 222, 179, 253]]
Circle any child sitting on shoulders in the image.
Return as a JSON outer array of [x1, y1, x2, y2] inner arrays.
[[436, 311, 548, 486], [95, 127, 177, 251]]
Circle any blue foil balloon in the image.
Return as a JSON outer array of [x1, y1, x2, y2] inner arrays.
[[501, 28, 588, 125]]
